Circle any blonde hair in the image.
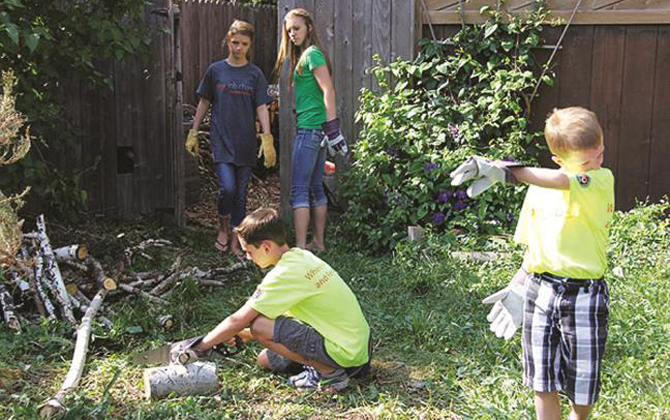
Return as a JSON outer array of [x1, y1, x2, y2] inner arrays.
[[544, 107, 603, 157], [272, 8, 332, 85], [223, 20, 254, 59]]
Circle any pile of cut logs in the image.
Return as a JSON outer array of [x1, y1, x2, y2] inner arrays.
[[0, 214, 253, 418]]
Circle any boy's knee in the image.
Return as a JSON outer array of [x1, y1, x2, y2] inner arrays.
[[256, 349, 273, 370]]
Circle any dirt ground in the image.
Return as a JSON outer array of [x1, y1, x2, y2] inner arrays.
[[184, 171, 281, 228]]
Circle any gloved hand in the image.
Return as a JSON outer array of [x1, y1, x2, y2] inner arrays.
[[321, 118, 348, 157], [482, 267, 528, 340], [450, 156, 521, 197], [185, 129, 200, 157], [257, 133, 276, 168], [169, 335, 209, 365]]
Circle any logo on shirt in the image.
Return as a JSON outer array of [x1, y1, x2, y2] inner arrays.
[[251, 288, 263, 300], [216, 82, 227, 92], [576, 173, 591, 188]]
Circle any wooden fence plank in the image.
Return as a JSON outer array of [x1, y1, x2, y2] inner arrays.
[[589, 25, 625, 180], [648, 25, 670, 203], [334, 0, 354, 158], [617, 26, 657, 210], [557, 26, 594, 108]]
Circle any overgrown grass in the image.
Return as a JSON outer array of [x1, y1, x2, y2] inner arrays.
[[0, 201, 668, 419]]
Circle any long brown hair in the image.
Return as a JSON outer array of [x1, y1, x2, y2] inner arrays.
[[272, 8, 332, 85], [223, 20, 254, 60]]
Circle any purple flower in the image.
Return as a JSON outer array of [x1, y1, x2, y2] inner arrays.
[[454, 200, 468, 211], [432, 211, 446, 224], [424, 161, 439, 176], [455, 190, 468, 200], [447, 123, 461, 142], [437, 190, 452, 203]]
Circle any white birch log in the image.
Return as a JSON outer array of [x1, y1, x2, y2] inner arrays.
[[36, 215, 76, 325], [53, 245, 88, 263], [34, 252, 57, 321], [156, 314, 173, 328], [143, 362, 219, 400], [39, 288, 108, 418], [0, 282, 20, 332], [73, 288, 117, 317]]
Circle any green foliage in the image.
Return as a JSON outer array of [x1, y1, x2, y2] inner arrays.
[[0, 0, 150, 218], [340, 3, 554, 252]]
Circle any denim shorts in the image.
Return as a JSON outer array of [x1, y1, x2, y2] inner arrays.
[[290, 128, 327, 209], [522, 272, 610, 405], [266, 316, 339, 372]]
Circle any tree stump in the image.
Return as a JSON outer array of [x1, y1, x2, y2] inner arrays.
[[143, 362, 219, 400]]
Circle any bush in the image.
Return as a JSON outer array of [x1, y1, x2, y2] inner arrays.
[[340, 5, 554, 252]]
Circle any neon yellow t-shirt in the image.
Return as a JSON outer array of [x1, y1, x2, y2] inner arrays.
[[294, 46, 327, 129], [249, 248, 370, 367], [514, 168, 615, 279]]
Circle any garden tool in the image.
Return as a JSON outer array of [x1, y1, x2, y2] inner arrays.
[[482, 267, 527, 340], [185, 128, 200, 156], [257, 133, 276, 168], [450, 156, 522, 197], [131, 335, 244, 366]]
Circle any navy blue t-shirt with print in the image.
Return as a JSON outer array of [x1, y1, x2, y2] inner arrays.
[[196, 60, 272, 166]]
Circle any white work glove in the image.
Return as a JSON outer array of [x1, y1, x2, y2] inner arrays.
[[450, 156, 521, 197], [482, 267, 528, 340]]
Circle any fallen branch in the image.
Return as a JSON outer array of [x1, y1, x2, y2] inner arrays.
[[84, 256, 117, 291], [33, 252, 57, 321], [123, 239, 173, 267], [117, 283, 169, 305], [68, 294, 113, 329], [39, 288, 109, 418], [0, 282, 21, 332], [450, 251, 511, 262]]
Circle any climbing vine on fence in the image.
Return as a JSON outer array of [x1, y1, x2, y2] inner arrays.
[[0, 0, 150, 219], [340, 3, 555, 252]]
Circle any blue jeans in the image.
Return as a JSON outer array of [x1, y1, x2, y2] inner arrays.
[[290, 128, 327, 209], [215, 162, 253, 227]]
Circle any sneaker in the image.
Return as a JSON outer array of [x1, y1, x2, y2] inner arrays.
[[287, 366, 349, 391]]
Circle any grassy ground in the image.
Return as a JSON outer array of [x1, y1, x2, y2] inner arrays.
[[0, 202, 668, 419]]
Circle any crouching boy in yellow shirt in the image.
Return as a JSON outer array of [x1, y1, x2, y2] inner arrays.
[[184, 207, 371, 391], [451, 107, 614, 419]]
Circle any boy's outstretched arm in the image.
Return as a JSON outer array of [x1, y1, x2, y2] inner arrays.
[[198, 300, 260, 351], [510, 167, 569, 190]]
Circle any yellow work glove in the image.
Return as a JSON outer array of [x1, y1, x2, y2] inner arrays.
[[257, 133, 276, 168], [185, 129, 199, 156]]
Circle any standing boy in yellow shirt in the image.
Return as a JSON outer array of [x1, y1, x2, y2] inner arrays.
[[451, 107, 614, 420]]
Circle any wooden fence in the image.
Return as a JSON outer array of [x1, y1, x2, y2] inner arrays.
[[276, 0, 423, 219], [180, 0, 277, 107], [422, 3, 670, 210], [61, 0, 183, 221]]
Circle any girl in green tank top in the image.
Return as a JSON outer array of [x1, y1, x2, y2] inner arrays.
[[273, 8, 348, 252]]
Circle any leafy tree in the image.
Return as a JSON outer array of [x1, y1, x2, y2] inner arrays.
[[0, 0, 150, 218]]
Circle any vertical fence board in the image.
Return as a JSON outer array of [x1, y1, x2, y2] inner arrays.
[[590, 26, 625, 179], [649, 25, 670, 203], [557, 26, 594, 108], [617, 26, 657, 210], [334, 0, 354, 161]]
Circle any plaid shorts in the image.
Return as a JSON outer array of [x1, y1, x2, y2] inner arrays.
[[522, 272, 610, 406]]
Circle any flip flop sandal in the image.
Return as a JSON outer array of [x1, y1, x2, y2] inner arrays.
[[214, 239, 229, 253]]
